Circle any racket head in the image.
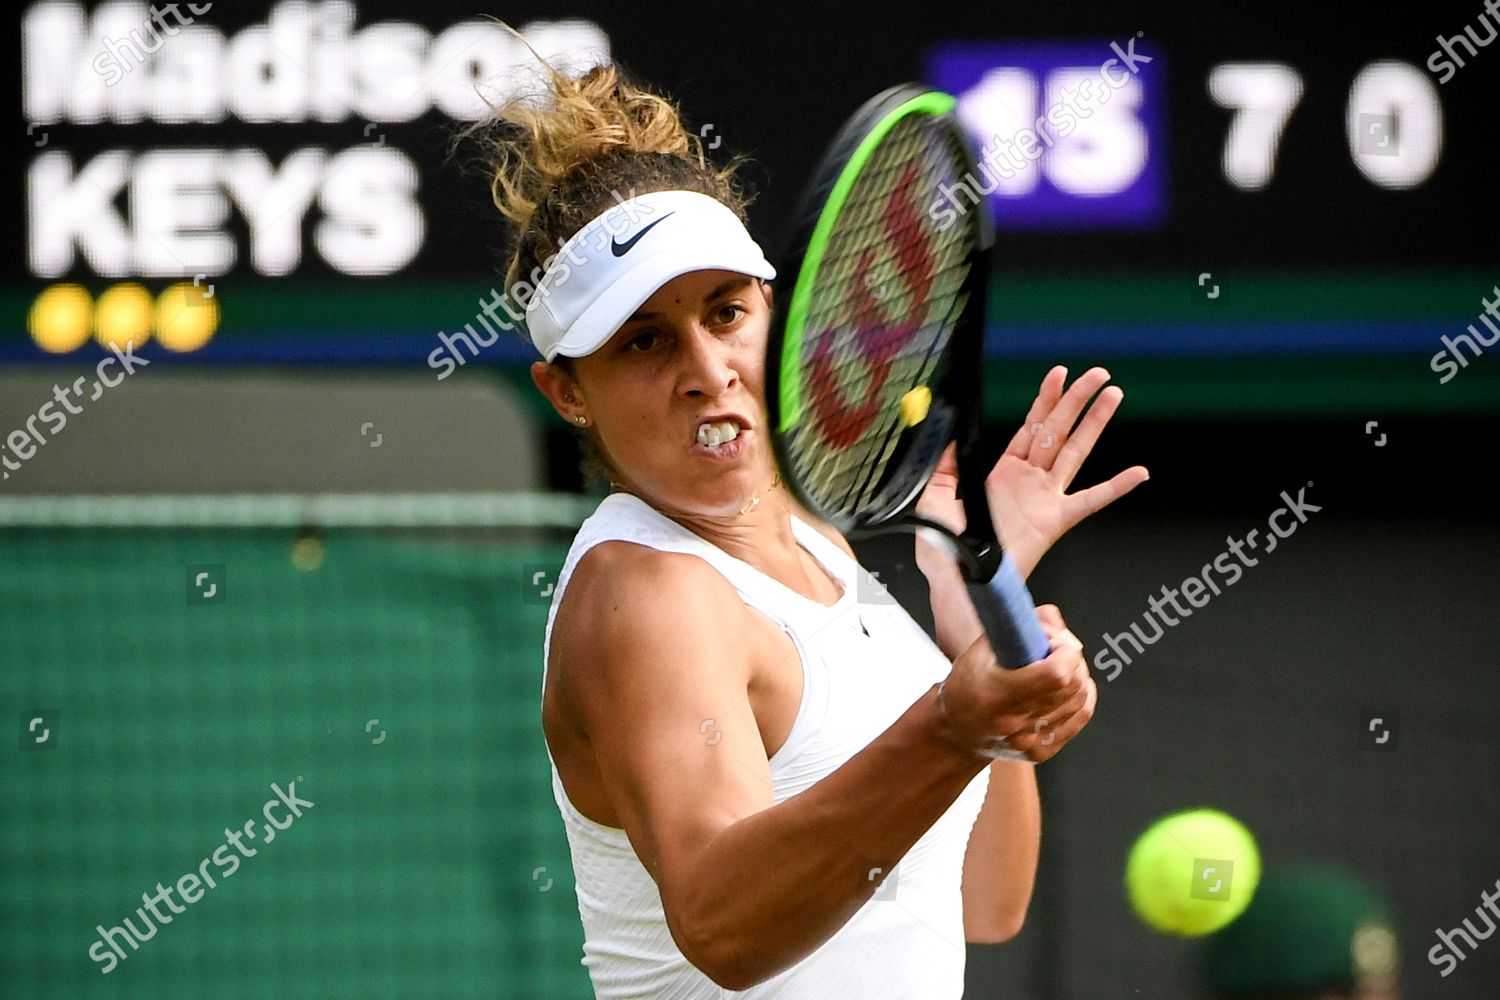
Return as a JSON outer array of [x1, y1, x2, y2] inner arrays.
[[766, 84, 994, 534]]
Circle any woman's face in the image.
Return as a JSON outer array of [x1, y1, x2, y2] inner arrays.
[[534, 268, 777, 518]]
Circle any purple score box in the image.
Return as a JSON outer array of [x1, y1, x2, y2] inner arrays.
[[925, 38, 1167, 229]]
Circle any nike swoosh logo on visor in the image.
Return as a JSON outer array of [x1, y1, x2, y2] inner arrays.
[[611, 212, 675, 257]]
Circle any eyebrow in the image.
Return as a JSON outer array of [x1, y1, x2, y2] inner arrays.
[[624, 276, 755, 324]]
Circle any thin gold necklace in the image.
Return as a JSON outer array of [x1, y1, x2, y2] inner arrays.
[[609, 473, 782, 517], [735, 472, 782, 516]]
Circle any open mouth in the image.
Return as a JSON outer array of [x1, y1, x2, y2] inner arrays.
[[695, 419, 743, 447], [690, 414, 752, 457]]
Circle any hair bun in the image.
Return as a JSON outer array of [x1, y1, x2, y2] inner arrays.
[[452, 26, 753, 297]]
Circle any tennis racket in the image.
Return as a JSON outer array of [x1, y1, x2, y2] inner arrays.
[[766, 83, 1051, 684]]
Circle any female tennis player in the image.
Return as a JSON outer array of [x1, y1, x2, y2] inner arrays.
[[473, 57, 1147, 998]]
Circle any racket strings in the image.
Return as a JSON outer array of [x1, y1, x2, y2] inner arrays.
[[786, 115, 976, 521]]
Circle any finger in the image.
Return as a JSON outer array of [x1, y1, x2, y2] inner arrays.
[[1051, 383, 1124, 488], [915, 441, 964, 529], [988, 655, 1076, 713], [919, 443, 959, 495], [1007, 675, 1095, 754], [1046, 674, 1097, 741], [932, 440, 958, 479], [1057, 466, 1151, 532], [1031, 695, 1094, 756], [1002, 366, 1067, 459], [1018, 669, 1090, 731], [1028, 367, 1112, 471], [1038, 679, 1092, 731], [1036, 607, 1084, 659], [1050, 626, 1084, 656], [1040, 626, 1083, 664], [992, 649, 1085, 718]]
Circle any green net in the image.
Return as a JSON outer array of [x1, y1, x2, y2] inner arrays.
[[0, 495, 597, 999]]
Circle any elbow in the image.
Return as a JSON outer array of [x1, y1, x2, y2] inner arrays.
[[700, 956, 765, 993], [676, 925, 765, 991], [667, 899, 767, 992]]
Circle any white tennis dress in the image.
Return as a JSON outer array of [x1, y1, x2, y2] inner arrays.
[[542, 492, 992, 999]]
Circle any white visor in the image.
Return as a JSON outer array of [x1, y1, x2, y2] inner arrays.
[[524, 189, 776, 361]]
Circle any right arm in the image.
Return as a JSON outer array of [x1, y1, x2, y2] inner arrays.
[[551, 542, 1087, 991]]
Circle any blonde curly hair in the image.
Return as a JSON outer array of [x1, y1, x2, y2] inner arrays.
[[454, 26, 756, 314]]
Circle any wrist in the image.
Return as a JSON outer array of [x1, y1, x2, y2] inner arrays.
[[918, 544, 985, 661]]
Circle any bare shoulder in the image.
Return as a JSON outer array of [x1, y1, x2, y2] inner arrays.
[[548, 540, 755, 730], [555, 539, 746, 638]]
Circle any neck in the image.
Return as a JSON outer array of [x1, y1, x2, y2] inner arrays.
[[608, 470, 783, 518], [610, 472, 801, 565], [608, 475, 843, 605]]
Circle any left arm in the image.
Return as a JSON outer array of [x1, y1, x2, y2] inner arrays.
[[916, 546, 1041, 942], [915, 365, 1147, 943]]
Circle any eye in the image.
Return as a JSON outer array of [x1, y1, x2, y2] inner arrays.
[[713, 302, 747, 325], [624, 330, 659, 353]]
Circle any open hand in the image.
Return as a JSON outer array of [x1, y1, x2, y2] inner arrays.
[[916, 365, 1148, 578]]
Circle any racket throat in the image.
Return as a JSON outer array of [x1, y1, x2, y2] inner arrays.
[[890, 514, 999, 583], [956, 535, 1003, 582]]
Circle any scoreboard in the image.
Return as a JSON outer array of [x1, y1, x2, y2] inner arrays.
[[928, 41, 1448, 227], [5, 0, 1497, 402]]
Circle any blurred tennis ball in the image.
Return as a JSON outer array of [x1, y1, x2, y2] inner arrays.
[[898, 385, 931, 426], [1125, 808, 1261, 937]]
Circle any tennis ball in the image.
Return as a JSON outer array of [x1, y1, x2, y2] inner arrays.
[[898, 385, 932, 427], [1125, 808, 1261, 938]]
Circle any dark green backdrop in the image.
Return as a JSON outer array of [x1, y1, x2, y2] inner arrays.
[[1, 527, 589, 999]]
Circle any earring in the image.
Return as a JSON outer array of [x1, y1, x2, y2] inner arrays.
[[574, 414, 588, 426]]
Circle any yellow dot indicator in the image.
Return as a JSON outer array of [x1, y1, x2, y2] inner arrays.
[[156, 282, 220, 352], [94, 283, 154, 351], [899, 385, 932, 427], [28, 284, 94, 353]]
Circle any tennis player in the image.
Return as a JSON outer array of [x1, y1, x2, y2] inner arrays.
[[475, 58, 1147, 998]]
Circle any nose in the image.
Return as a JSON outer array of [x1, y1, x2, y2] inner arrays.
[[676, 324, 738, 398]]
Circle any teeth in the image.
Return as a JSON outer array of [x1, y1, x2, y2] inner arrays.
[[696, 420, 742, 447]]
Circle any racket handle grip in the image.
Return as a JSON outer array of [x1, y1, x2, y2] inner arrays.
[[966, 552, 1051, 668]]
